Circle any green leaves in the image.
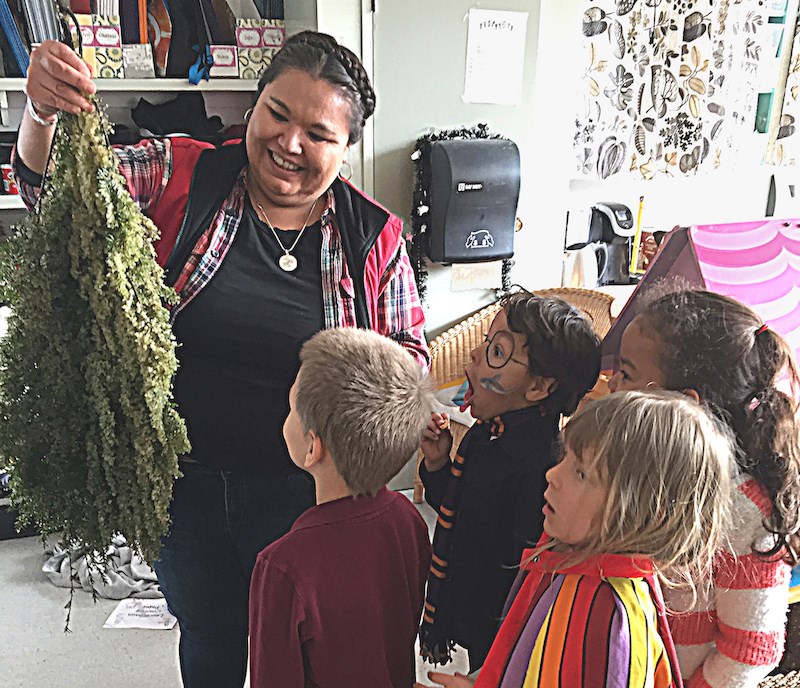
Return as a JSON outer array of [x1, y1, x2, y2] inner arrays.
[[0, 101, 189, 566]]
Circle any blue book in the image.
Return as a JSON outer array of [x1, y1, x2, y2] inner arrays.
[[120, 0, 142, 44], [0, 0, 28, 76]]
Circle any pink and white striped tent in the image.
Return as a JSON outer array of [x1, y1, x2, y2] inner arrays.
[[601, 219, 800, 370]]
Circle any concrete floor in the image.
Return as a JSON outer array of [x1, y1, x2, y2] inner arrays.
[[0, 534, 180, 685], [0, 490, 469, 688]]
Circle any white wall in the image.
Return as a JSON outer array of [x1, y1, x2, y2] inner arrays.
[[521, 0, 585, 286], [372, 1, 538, 334], [371, 0, 593, 335], [369, 0, 794, 335]]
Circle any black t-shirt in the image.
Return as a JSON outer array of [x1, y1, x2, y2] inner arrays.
[[172, 199, 324, 474]]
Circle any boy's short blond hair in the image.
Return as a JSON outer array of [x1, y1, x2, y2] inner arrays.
[[296, 328, 434, 496]]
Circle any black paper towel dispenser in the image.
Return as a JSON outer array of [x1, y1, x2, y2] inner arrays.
[[426, 138, 520, 263]]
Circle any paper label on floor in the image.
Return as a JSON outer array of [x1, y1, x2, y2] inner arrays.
[[103, 598, 177, 630]]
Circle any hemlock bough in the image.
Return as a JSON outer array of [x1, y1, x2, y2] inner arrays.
[[0, 102, 189, 571]]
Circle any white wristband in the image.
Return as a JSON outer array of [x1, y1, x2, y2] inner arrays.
[[26, 97, 57, 127]]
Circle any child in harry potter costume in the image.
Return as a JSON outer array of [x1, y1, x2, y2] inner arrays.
[[418, 290, 601, 672]]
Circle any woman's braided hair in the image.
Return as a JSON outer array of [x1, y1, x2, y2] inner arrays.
[[257, 31, 376, 145]]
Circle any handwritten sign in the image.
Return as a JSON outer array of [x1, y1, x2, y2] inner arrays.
[[463, 9, 529, 105]]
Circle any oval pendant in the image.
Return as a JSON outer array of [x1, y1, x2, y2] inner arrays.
[[279, 253, 298, 272]]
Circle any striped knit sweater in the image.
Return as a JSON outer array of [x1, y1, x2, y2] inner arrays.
[[475, 548, 682, 688], [665, 472, 792, 688]]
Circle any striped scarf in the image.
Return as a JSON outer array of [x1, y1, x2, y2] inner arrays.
[[419, 416, 505, 665], [474, 549, 681, 688]]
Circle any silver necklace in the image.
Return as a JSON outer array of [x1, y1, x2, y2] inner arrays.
[[253, 198, 318, 272]]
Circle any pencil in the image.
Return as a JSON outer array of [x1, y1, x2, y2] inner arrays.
[[629, 195, 645, 275]]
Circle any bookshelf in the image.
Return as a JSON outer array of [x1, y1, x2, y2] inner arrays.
[[0, 77, 259, 212], [0, 78, 260, 92], [0, 76, 257, 134], [0, 196, 24, 211]]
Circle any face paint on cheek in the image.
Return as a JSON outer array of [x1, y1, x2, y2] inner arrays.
[[479, 373, 516, 395]]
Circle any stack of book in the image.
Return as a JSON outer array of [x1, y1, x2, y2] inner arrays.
[[22, 0, 60, 45], [235, 17, 284, 79], [0, 0, 286, 81], [70, 14, 127, 79], [72, 1, 148, 44]]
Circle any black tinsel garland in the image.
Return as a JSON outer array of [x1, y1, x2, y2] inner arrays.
[[410, 123, 514, 303]]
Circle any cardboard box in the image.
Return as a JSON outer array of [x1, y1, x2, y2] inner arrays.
[[73, 14, 124, 78], [235, 18, 284, 79]]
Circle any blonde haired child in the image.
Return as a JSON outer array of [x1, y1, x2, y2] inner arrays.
[[417, 390, 733, 688], [249, 327, 434, 688], [610, 289, 800, 687]]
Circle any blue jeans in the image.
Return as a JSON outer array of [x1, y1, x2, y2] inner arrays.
[[154, 462, 315, 688]]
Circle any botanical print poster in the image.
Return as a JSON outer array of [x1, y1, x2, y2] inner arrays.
[[576, 0, 775, 180], [773, 11, 800, 165]]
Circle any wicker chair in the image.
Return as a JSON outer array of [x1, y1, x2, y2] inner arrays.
[[759, 671, 800, 687], [533, 287, 615, 340], [412, 288, 615, 503]]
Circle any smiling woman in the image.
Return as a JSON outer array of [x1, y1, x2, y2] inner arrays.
[[14, 30, 427, 688], [246, 67, 355, 226]]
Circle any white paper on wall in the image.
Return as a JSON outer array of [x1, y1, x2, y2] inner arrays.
[[450, 261, 503, 291], [463, 9, 529, 105]]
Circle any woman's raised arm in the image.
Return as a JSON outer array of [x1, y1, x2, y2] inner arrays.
[[17, 40, 96, 174]]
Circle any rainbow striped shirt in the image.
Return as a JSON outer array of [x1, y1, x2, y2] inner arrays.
[[475, 548, 682, 688]]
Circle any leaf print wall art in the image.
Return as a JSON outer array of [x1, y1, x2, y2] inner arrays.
[[598, 135, 628, 177], [576, 0, 776, 180], [606, 64, 635, 108], [770, 14, 800, 166], [583, 7, 609, 36], [651, 65, 679, 117]]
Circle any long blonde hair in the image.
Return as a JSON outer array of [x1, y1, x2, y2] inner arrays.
[[554, 390, 734, 589]]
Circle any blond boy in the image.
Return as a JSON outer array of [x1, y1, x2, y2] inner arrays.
[[249, 327, 434, 688]]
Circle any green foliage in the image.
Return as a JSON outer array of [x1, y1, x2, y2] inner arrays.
[[0, 102, 189, 565]]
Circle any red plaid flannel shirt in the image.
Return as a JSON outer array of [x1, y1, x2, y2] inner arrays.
[[16, 137, 429, 368]]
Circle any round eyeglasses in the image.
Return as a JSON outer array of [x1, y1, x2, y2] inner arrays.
[[483, 332, 528, 369]]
